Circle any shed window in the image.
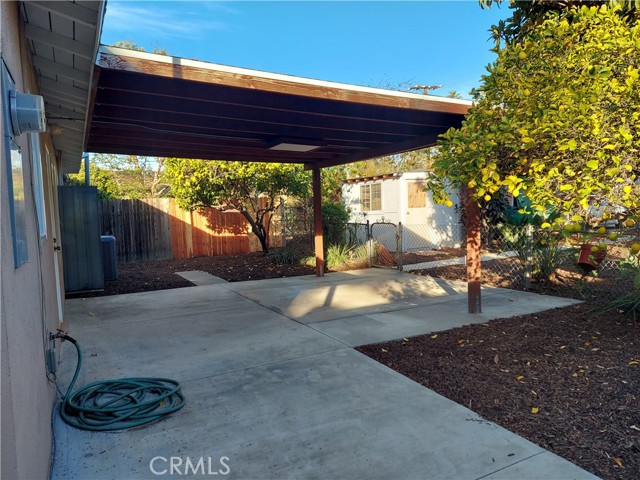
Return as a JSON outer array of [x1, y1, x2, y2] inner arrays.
[[360, 183, 381, 211]]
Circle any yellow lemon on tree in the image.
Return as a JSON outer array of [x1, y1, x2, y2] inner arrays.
[[518, 51, 528, 60], [624, 218, 636, 228], [572, 223, 582, 233], [597, 226, 606, 234], [631, 243, 640, 255], [591, 245, 599, 252], [608, 232, 619, 241], [484, 194, 491, 202], [445, 200, 454, 208]]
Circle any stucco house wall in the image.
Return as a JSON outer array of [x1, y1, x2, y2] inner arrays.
[[1, 3, 65, 478]]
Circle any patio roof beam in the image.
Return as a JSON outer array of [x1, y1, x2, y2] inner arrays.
[[93, 91, 434, 138], [95, 72, 461, 133], [95, 47, 469, 115], [90, 106, 414, 145], [310, 135, 441, 169]]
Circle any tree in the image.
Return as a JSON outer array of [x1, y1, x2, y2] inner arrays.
[[480, 0, 638, 46], [113, 40, 168, 55], [67, 162, 120, 199], [430, 5, 639, 224], [93, 154, 168, 198], [68, 154, 168, 199], [164, 159, 310, 253]]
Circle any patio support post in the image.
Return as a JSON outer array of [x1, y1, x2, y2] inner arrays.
[[312, 166, 324, 277], [465, 188, 482, 313]]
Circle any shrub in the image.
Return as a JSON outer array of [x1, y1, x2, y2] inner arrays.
[[599, 244, 640, 322], [321, 203, 350, 245], [326, 243, 352, 269], [268, 245, 306, 265], [299, 255, 316, 267], [326, 243, 370, 271]]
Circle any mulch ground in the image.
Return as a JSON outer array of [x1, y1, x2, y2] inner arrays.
[[399, 246, 466, 265], [66, 251, 639, 479], [66, 252, 316, 298], [357, 304, 639, 480]]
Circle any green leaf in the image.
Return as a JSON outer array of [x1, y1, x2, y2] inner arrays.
[[586, 160, 599, 170]]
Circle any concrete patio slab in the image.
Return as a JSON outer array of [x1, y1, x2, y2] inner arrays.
[[312, 288, 580, 347], [59, 286, 344, 384], [64, 284, 250, 326], [53, 269, 594, 480], [224, 270, 580, 329], [225, 270, 458, 323]]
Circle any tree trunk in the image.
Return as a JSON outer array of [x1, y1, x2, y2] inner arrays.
[[241, 211, 269, 254]]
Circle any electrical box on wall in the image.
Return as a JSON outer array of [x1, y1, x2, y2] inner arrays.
[[9, 89, 46, 136]]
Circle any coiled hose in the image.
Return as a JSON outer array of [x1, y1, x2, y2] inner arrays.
[[58, 334, 185, 431]]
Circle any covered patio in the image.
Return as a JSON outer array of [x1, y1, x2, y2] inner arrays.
[[84, 46, 474, 279]]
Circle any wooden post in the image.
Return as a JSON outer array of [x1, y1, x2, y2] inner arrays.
[[312, 167, 324, 277], [465, 188, 482, 313]]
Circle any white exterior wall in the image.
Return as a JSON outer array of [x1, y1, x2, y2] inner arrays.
[[1, 3, 65, 478], [342, 177, 401, 224]]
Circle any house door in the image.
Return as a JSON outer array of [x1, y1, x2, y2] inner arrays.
[[47, 151, 63, 323], [404, 180, 432, 253], [405, 180, 429, 221]]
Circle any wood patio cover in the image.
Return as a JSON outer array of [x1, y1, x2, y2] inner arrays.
[[86, 46, 470, 169], [85, 46, 479, 298]]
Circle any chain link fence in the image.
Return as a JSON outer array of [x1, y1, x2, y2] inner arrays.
[[478, 224, 636, 303], [279, 216, 637, 306], [282, 219, 369, 252]]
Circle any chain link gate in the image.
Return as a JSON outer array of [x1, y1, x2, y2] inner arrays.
[[369, 221, 403, 270]]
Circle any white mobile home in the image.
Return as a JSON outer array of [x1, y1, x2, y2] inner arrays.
[[342, 171, 463, 251]]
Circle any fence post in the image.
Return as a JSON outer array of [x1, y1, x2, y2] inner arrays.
[[366, 220, 373, 268], [397, 222, 403, 272]]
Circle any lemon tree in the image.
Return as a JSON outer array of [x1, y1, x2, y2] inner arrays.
[[430, 5, 639, 222], [479, 0, 638, 46], [165, 159, 309, 253]]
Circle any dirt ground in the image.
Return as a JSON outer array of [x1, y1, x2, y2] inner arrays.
[[66, 252, 316, 298], [67, 252, 639, 479]]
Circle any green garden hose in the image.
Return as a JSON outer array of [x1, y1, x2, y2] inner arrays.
[[58, 334, 185, 431]]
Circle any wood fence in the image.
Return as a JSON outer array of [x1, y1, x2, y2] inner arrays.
[[99, 198, 283, 263]]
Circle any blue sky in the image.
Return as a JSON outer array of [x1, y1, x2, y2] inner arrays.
[[101, 1, 511, 99]]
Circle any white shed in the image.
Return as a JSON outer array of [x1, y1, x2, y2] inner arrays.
[[342, 171, 463, 252]]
